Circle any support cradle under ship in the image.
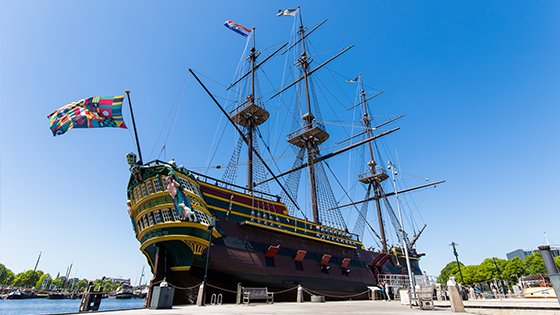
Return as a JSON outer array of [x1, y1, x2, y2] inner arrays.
[[126, 10, 443, 305]]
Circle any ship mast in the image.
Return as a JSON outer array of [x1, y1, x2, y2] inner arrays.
[[299, 13, 324, 223], [356, 74, 389, 253], [228, 28, 269, 193]]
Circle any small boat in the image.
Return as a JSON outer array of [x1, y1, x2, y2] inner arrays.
[[109, 287, 134, 299], [6, 290, 36, 299], [47, 292, 69, 299]]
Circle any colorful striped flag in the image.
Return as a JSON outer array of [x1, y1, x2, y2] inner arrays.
[[47, 95, 127, 136], [346, 76, 359, 83], [224, 20, 251, 38]]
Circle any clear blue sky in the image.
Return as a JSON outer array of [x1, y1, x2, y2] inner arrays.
[[1, 1, 559, 283]]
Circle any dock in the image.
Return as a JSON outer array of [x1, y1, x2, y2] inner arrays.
[[61, 299, 560, 315]]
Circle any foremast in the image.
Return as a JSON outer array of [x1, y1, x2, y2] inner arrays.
[[228, 28, 270, 193]]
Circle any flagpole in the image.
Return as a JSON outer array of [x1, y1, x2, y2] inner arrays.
[[125, 90, 144, 165]]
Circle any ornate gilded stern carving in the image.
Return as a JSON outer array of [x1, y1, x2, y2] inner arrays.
[[182, 240, 207, 255]]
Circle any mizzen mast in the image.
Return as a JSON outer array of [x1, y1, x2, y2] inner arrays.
[[354, 74, 390, 253]]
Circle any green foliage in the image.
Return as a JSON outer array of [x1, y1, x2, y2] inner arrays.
[[102, 280, 113, 292], [502, 257, 525, 283], [438, 261, 464, 283], [36, 273, 52, 289], [76, 279, 89, 291], [0, 264, 15, 286], [11, 270, 44, 288], [525, 252, 546, 275], [438, 253, 556, 287]]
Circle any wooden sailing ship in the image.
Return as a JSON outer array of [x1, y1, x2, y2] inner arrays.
[[126, 9, 443, 305]]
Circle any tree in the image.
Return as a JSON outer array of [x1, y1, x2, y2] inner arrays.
[[76, 279, 88, 291], [438, 261, 464, 283], [451, 265, 478, 285], [103, 280, 114, 292], [36, 274, 52, 290], [525, 252, 547, 275], [0, 264, 15, 286], [502, 257, 525, 284]]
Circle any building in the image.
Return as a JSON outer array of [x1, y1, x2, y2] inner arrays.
[[506, 247, 560, 260]]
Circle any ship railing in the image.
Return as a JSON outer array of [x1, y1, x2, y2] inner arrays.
[[286, 121, 326, 140], [139, 160, 281, 203], [357, 168, 387, 180], [188, 170, 281, 203]]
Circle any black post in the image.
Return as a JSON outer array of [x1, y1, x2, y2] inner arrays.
[[450, 242, 464, 284], [201, 217, 215, 306], [492, 257, 507, 295], [125, 90, 143, 164], [539, 245, 560, 304]]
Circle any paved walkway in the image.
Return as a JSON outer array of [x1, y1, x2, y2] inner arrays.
[[72, 300, 455, 315]]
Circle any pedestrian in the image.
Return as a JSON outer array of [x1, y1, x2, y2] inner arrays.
[[381, 281, 391, 301]]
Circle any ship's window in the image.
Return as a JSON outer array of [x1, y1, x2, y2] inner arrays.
[[146, 181, 154, 195], [295, 262, 303, 271], [190, 182, 201, 197], [134, 188, 140, 202], [265, 257, 275, 267], [154, 210, 162, 224], [147, 213, 154, 226], [171, 208, 181, 221], [153, 179, 163, 192], [137, 220, 143, 231], [179, 177, 193, 193], [161, 209, 172, 222], [195, 210, 209, 225], [142, 216, 148, 229], [141, 185, 147, 198]]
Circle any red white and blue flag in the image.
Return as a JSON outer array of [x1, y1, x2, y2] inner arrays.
[[224, 20, 251, 38]]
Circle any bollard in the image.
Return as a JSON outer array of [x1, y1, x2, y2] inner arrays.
[[196, 284, 204, 306], [297, 285, 303, 303], [447, 277, 465, 313], [236, 283, 242, 305]]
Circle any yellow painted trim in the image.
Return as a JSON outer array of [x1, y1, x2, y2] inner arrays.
[[170, 266, 191, 271], [199, 181, 287, 209], [141, 250, 155, 270], [241, 221, 358, 249], [137, 221, 221, 241], [140, 234, 209, 251], [204, 202, 361, 246], [133, 179, 211, 217]]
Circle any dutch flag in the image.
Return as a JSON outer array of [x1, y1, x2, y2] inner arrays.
[[224, 20, 251, 38]]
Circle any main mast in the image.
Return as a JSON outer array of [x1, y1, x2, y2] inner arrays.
[[285, 13, 330, 223]]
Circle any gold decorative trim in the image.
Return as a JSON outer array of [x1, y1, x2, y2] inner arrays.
[[170, 266, 191, 271], [182, 240, 208, 255], [137, 221, 221, 241], [240, 221, 359, 249], [140, 235, 209, 251]]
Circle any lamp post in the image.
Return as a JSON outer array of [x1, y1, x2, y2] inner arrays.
[[492, 257, 507, 295], [388, 161, 415, 291], [201, 216, 216, 306], [449, 242, 464, 284]]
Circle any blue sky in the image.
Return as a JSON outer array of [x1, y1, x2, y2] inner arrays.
[[1, 1, 559, 284]]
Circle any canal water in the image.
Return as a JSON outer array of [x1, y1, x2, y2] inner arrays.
[[0, 298, 145, 315]]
